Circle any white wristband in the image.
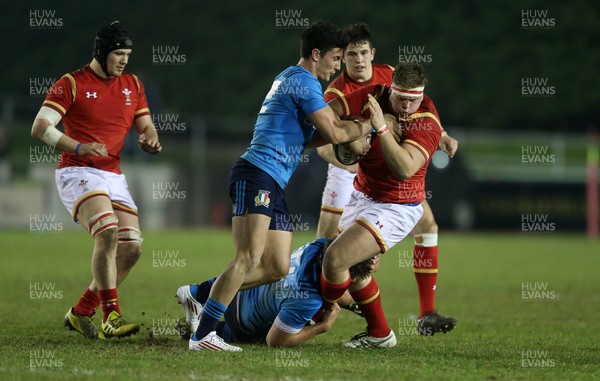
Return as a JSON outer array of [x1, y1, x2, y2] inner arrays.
[[375, 123, 388, 135], [375, 123, 387, 132], [41, 125, 65, 147]]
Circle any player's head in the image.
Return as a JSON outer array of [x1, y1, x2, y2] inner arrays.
[[342, 23, 376, 82], [389, 62, 428, 115], [93, 21, 133, 78], [301, 21, 346, 81], [349, 255, 379, 280]]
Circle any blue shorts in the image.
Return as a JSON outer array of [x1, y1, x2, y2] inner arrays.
[[219, 294, 265, 344], [229, 158, 292, 231]]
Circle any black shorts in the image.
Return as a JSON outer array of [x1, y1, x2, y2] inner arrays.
[[229, 158, 292, 231]]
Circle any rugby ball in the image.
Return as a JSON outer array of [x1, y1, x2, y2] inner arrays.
[[334, 143, 360, 165], [334, 134, 372, 166], [334, 114, 368, 165]]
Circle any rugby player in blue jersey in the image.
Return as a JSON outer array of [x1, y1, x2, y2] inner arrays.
[[189, 21, 375, 351], [176, 238, 373, 348]]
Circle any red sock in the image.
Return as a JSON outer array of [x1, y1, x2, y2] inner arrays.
[[413, 245, 438, 318], [320, 274, 351, 308], [98, 288, 120, 322], [350, 277, 390, 338], [73, 288, 100, 317]]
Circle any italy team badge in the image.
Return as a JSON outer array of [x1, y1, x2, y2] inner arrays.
[[254, 190, 271, 208]]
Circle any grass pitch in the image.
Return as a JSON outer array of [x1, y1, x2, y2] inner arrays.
[[0, 229, 598, 380]]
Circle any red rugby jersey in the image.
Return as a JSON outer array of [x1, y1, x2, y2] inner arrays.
[[339, 84, 442, 204], [324, 63, 393, 102], [42, 65, 150, 174]]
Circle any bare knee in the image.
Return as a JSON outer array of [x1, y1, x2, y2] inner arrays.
[[322, 247, 348, 275], [118, 242, 142, 265], [117, 227, 143, 263], [94, 228, 118, 252], [233, 250, 263, 274], [269, 255, 290, 280], [414, 212, 438, 235]]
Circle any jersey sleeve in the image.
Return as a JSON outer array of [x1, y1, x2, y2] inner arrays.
[[402, 114, 442, 162], [273, 294, 322, 334], [132, 74, 150, 120], [291, 74, 328, 116], [42, 74, 75, 117], [336, 84, 386, 118], [430, 100, 446, 133]]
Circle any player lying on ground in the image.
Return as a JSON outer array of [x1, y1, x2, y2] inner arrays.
[[176, 238, 374, 350], [319, 63, 457, 349], [316, 23, 458, 333], [31, 21, 161, 339]]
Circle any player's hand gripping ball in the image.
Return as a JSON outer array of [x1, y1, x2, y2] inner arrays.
[[334, 115, 370, 165]]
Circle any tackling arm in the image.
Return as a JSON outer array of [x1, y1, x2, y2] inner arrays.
[[308, 104, 371, 146]]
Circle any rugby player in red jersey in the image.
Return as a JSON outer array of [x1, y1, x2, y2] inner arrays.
[[319, 63, 457, 348], [31, 21, 161, 339], [317, 24, 458, 334]]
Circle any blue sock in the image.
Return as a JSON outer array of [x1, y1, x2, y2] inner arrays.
[[192, 297, 227, 340], [190, 278, 216, 304]]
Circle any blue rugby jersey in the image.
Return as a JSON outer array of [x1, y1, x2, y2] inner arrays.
[[241, 65, 327, 188], [235, 238, 329, 339]]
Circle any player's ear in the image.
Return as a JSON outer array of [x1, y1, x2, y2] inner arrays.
[[311, 48, 320, 62], [371, 47, 376, 61]]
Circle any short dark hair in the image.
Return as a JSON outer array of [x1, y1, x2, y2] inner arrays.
[[349, 256, 376, 280], [343, 23, 372, 49], [392, 62, 428, 89], [300, 20, 346, 59]]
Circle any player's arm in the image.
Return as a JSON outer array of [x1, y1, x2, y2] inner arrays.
[[439, 131, 458, 158], [426, 97, 457, 157], [134, 114, 162, 154], [308, 104, 371, 146], [31, 107, 107, 157], [367, 94, 426, 179], [265, 304, 340, 347]]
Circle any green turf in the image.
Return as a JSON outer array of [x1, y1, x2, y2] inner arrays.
[[0, 230, 598, 380]]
